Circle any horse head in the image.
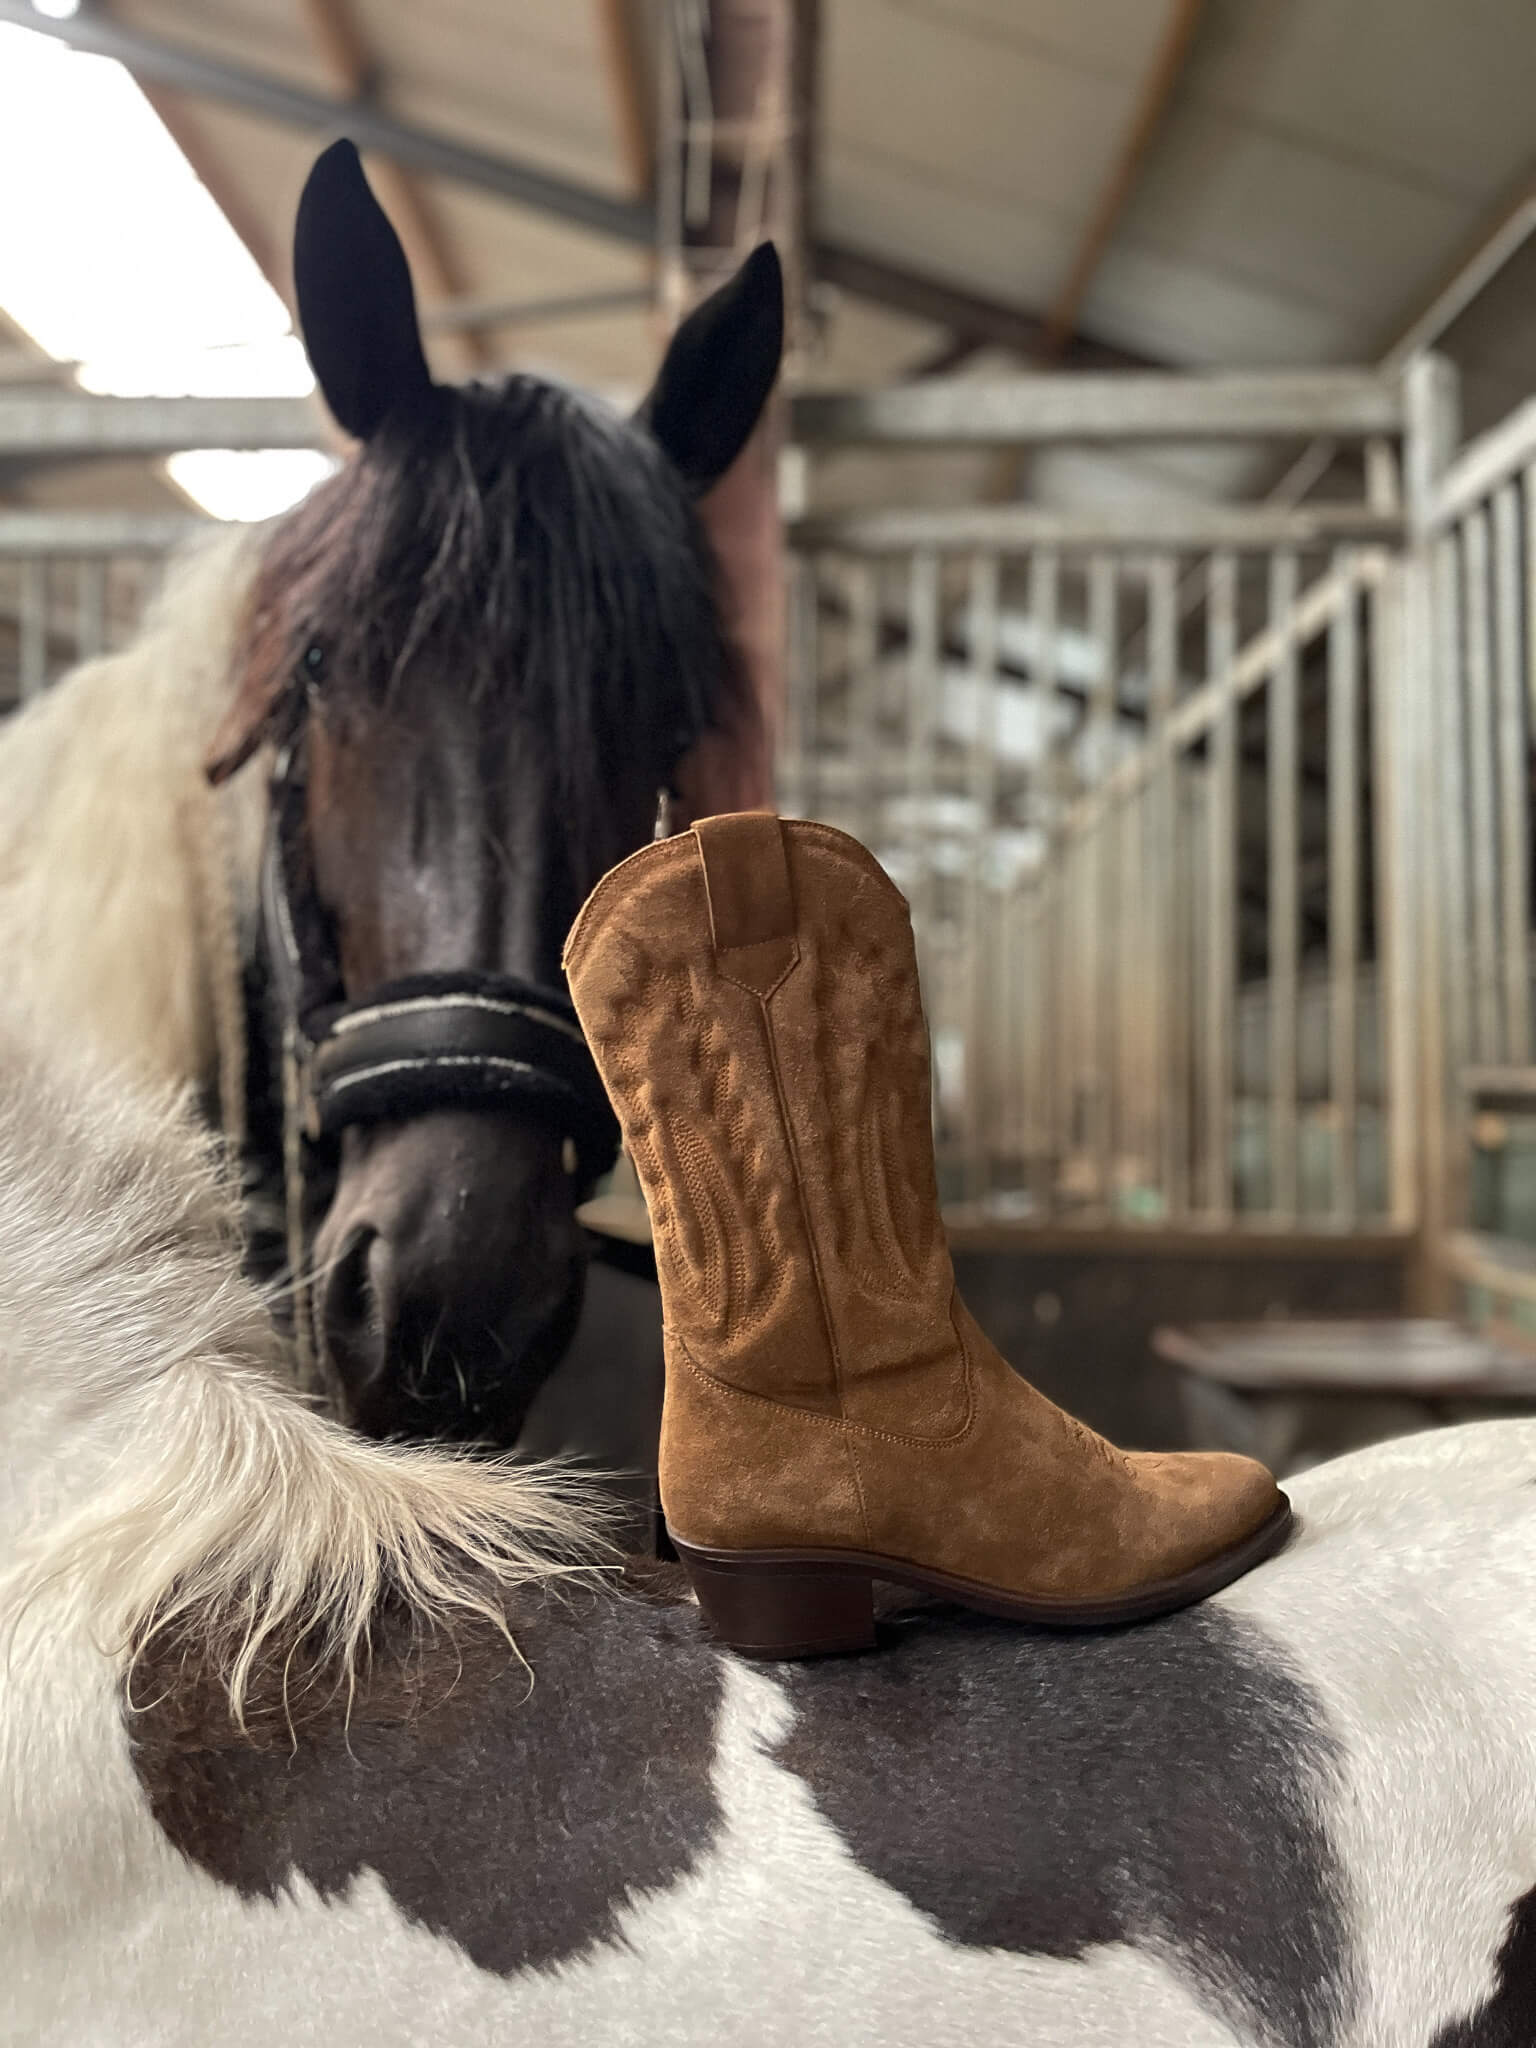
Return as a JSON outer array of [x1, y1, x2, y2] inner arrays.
[[205, 141, 782, 1443]]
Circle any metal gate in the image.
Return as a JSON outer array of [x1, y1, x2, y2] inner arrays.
[[1410, 375, 1536, 1320], [785, 370, 1418, 1233], [0, 512, 199, 709]]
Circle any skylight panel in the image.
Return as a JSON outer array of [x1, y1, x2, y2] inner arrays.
[[0, 20, 324, 517], [166, 450, 338, 524]]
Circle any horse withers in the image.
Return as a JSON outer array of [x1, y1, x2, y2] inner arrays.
[[0, 139, 781, 1447], [4, 1010, 1536, 2047]]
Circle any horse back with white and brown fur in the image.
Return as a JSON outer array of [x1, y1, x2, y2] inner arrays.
[[5, 1007, 1536, 2045]]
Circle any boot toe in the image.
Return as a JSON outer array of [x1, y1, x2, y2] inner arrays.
[[1133, 1449, 1288, 1581]]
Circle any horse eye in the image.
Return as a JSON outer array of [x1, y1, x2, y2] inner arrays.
[[299, 642, 328, 690]]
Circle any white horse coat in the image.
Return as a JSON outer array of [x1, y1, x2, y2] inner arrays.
[[0, 1010, 1530, 2048], [0, 529, 267, 1119]]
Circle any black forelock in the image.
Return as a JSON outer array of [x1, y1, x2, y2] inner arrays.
[[254, 372, 741, 863]]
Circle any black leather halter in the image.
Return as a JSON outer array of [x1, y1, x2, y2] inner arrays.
[[299, 974, 612, 1165], [261, 729, 624, 1386]]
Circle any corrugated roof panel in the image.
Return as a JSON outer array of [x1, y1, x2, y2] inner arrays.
[[1085, 0, 1536, 366], [1186, 0, 1536, 204], [820, 0, 1171, 309], [7, 0, 1536, 518], [351, 0, 632, 198], [1091, 116, 1469, 363]]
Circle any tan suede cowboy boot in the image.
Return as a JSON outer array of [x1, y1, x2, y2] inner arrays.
[[564, 813, 1291, 1657]]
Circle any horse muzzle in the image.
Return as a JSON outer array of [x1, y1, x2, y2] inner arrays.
[[313, 1106, 590, 1441]]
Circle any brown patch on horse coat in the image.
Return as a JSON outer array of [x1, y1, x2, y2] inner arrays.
[[775, 1603, 1354, 2048], [1429, 1885, 1536, 2046], [128, 1565, 725, 1975]]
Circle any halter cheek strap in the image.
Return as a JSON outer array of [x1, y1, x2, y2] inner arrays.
[[263, 739, 620, 1170], [261, 729, 631, 1393]]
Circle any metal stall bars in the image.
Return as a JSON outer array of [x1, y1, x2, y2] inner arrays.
[[1410, 374, 1536, 1326], [0, 513, 203, 709], [786, 369, 1412, 1232], [0, 391, 322, 710]]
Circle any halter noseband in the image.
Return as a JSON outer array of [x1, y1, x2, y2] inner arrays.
[[261, 729, 637, 1391], [298, 979, 611, 1163]]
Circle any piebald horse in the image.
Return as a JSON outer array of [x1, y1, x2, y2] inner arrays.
[[0, 139, 778, 1447], [2, 1009, 1532, 2047]]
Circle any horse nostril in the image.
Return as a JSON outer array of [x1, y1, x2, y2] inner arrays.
[[321, 1226, 390, 1382]]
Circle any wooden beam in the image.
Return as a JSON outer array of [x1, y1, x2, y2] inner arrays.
[[0, 349, 77, 387], [1378, 166, 1536, 367], [906, 333, 986, 378], [1259, 164, 1536, 510], [0, 511, 210, 553], [593, 0, 655, 198], [419, 285, 651, 335], [295, 0, 377, 95], [294, 0, 488, 374], [792, 370, 1404, 446], [1041, 0, 1205, 360], [791, 500, 1401, 554], [814, 240, 1151, 369], [972, 0, 1196, 499], [656, 0, 815, 818], [0, 395, 322, 458]]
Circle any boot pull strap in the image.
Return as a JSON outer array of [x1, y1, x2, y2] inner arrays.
[[693, 811, 800, 997]]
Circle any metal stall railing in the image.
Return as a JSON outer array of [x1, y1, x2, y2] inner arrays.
[[0, 513, 200, 708], [1409, 380, 1536, 1322], [785, 371, 1416, 1233], [0, 394, 314, 710]]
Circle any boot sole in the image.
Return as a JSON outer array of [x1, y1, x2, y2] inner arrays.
[[670, 1498, 1294, 1658]]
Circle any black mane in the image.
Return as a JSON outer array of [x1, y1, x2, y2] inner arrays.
[[250, 374, 746, 864]]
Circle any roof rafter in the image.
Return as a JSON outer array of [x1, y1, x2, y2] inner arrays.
[[814, 243, 1153, 372], [1039, 0, 1205, 362], [593, 0, 656, 199], [1379, 164, 1536, 367]]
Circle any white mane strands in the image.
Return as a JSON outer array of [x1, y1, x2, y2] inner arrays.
[[0, 1019, 612, 1725]]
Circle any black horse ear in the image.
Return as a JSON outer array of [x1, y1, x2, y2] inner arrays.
[[639, 242, 783, 492], [293, 139, 433, 440]]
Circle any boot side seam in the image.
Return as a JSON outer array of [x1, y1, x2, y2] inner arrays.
[[670, 1328, 979, 1453], [753, 991, 872, 1545], [843, 1432, 873, 1549]]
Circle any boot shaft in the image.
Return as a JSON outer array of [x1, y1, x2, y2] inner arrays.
[[564, 814, 963, 1432], [567, 814, 1291, 1638]]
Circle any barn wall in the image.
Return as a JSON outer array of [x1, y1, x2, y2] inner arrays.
[[953, 1235, 1411, 1450]]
